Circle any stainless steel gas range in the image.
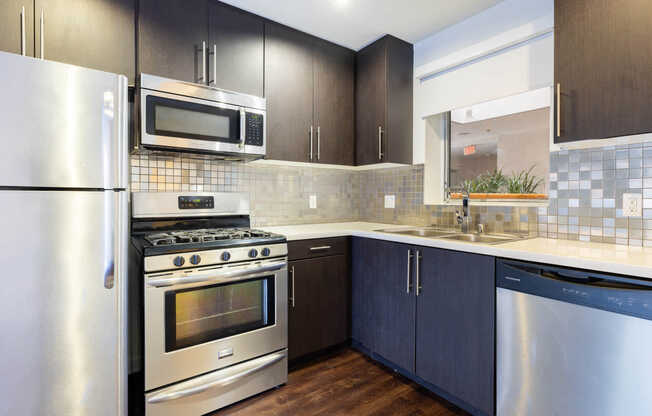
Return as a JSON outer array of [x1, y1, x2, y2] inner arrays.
[[130, 192, 287, 416]]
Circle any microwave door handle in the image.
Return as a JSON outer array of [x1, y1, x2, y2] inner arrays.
[[240, 109, 246, 148], [212, 44, 217, 86], [147, 350, 287, 404], [146, 260, 287, 287]]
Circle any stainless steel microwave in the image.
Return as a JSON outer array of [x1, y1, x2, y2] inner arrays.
[[137, 74, 266, 159]]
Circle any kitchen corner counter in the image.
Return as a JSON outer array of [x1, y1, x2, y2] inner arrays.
[[260, 222, 652, 279]]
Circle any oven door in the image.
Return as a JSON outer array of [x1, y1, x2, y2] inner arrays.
[[140, 89, 245, 155], [144, 259, 287, 391]]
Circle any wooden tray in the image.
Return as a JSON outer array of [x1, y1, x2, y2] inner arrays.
[[450, 193, 547, 200]]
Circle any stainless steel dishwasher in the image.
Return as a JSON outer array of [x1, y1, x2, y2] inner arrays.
[[496, 259, 652, 416]]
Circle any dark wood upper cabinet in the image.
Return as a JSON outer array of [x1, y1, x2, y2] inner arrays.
[[138, 0, 208, 84], [314, 38, 355, 166], [208, 2, 264, 96], [415, 248, 495, 416], [265, 23, 314, 162], [555, 0, 652, 143], [35, 0, 135, 84], [265, 22, 355, 165], [356, 35, 413, 165], [355, 39, 386, 166], [0, 0, 133, 83], [0, 1, 34, 57]]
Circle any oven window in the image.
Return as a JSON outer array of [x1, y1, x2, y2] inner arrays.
[[164, 277, 275, 352], [146, 95, 241, 143]]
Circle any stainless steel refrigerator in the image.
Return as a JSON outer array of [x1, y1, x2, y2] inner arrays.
[[0, 51, 128, 415]]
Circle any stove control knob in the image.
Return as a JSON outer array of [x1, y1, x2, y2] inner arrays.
[[173, 256, 185, 267], [221, 252, 231, 262], [261, 247, 271, 257], [190, 254, 201, 265], [248, 248, 259, 258]]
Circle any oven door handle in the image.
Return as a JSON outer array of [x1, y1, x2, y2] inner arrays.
[[146, 260, 287, 288], [147, 350, 287, 404]]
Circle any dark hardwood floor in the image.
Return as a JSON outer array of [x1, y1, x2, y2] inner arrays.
[[211, 348, 469, 416]]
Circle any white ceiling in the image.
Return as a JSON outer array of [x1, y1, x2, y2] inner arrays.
[[220, 0, 503, 50]]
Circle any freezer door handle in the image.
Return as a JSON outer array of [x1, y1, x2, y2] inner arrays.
[[147, 350, 286, 404], [104, 261, 115, 289]]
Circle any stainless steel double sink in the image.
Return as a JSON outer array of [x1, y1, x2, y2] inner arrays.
[[374, 227, 527, 245]]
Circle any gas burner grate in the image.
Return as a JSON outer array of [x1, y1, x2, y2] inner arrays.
[[144, 228, 276, 246]]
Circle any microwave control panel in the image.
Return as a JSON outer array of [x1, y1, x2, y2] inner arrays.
[[178, 196, 215, 210], [244, 112, 264, 146]]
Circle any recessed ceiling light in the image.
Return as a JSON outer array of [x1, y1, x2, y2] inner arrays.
[[332, 0, 349, 9]]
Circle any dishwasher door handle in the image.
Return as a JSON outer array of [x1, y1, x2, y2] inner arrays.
[[501, 261, 652, 290]]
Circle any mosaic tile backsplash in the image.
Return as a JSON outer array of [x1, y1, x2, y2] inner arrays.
[[540, 141, 652, 247], [130, 152, 359, 227], [358, 165, 537, 234], [130, 152, 536, 233]]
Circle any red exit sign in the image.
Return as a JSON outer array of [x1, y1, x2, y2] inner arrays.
[[464, 145, 476, 156]]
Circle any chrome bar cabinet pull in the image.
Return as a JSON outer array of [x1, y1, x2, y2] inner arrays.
[[378, 126, 384, 160], [415, 250, 422, 296], [556, 83, 561, 137], [317, 126, 321, 160], [309, 125, 314, 160], [39, 9, 44, 59], [290, 266, 296, 308], [20, 6, 26, 56], [309, 245, 331, 251], [406, 250, 413, 294], [200, 41, 206, 83]]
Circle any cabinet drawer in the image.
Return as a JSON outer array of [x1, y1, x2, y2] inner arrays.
[[288, 237, 349, 261]]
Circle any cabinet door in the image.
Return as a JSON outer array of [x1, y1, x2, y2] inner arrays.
[[316, 254, 349, 350], [35, 0, 135, 84], [265, 23, 314, 162], [555, 0, 652, 143], [208, 2, 263, 97], [288, 255, 349, 361], [416, 248, 495, 416], [351, 237, 376, 351], [314, 39, 354, 165], [0, 1, 34, 56], [373, 240, 416, 373], [138, 0, 208, 84], [386, 35, 413, 165], [355, 39, 386, 166]]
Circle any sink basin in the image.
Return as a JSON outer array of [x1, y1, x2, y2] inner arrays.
[[440, 233, 516, 244], [374, 228, 525, 245], [375, 228, 456, 238]]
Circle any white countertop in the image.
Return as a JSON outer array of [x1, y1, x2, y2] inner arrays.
[[260, 222, 652, 279]]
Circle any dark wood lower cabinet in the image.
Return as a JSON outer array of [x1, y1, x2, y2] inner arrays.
[[416, 248, 495, 416], [288, 254, 349, 361], [372, 239, 415, 373], [351, 237, 376, 352], [351, 237, 495, 416]]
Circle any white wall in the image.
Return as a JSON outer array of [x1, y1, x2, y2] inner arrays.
[[412, 0, 555, 165]]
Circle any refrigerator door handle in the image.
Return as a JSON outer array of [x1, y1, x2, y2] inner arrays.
[[115, 75, 129, 189], [104, 261, 115, 289], [114, 190, 128, 415]]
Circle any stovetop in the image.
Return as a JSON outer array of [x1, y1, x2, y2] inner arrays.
[[134, 227, 287, 256], [145, 228, 277, 246]]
